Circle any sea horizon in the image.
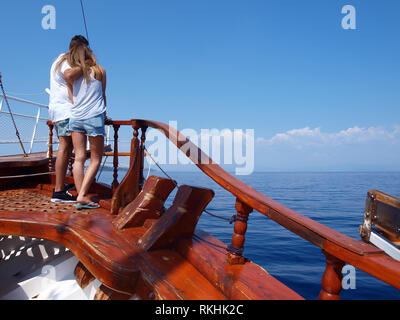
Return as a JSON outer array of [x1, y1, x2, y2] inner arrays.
[[99, 165, 400, 174]]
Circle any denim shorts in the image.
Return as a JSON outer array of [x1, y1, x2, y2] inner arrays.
[[69, 113, 106, 137], [54, 119, 71, 137]]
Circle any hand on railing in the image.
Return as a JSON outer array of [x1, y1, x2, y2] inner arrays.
[[105, 116, 113, 126]]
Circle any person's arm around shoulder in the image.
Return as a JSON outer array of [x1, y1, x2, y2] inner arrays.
[[64, 66, 82, 104], [64, 66, 83, 84]]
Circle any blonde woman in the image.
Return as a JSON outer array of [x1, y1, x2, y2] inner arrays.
[[58, 45, 107, 209], [49, 35, 89, 203]]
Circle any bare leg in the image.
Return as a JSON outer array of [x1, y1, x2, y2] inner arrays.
[[55, 136, 73, 192], [76, 135, 104, 204], [71, 132, 87, 195]]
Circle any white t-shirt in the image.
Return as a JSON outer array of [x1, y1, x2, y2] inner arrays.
[[48, 54, 72, 123], [71, 73, 106, 120]]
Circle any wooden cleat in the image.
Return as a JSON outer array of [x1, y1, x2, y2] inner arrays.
[[138, 185, 214, 251], [112, 176, 176, 230]]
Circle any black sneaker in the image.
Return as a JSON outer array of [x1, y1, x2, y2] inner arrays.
[[64, 183, 75, 191], [51, 190, 77, 203]]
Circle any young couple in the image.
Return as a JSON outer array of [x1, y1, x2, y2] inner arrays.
[[49, 35, 107, 209]]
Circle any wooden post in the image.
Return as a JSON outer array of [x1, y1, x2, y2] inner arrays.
[[68, 156, 73, 176], [130, 124, 141, 195], [318, 251, 345, 300], [129, 122, 142, 196], [94, 285, 132, 300], [139, 126, 148, 190], [130, 125, 139, 167], [74, 262, 95, 290], [226, 198, 253, 265], [112, 124, 120, 193], [47, 121, 54, 172], [110, 122, 143, 215]]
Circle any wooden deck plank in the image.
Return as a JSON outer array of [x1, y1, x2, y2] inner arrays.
[[0, 152, 50, 161], [176, 229, 304, 300]]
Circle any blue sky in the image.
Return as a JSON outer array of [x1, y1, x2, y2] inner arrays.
[[0, 0, 399, 171]]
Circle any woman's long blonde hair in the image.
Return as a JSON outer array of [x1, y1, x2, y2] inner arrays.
[[56, 45, 103, 81]]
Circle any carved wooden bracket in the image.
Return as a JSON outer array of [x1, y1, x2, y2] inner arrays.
[[138, 185, 214, 251], [112, 176, 176, 230]]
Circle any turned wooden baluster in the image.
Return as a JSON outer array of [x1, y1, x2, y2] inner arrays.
[[112, 124, 120, 192], [47, 121, 54, 172], [226, 198, 253, 265], [319, 250, 345, 300], [139, 126, 148, 189], [130, 125, 140, 165], [68, 156, 73, 176]]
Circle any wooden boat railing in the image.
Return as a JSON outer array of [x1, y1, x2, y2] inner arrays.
[[47, 118, 400, 299]]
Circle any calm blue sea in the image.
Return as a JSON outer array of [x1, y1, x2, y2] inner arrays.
[[98, 170, 400, 300]]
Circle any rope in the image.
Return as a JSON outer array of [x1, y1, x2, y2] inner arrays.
[[204, 209, 237, 223], [96, 155, 108, 180], [0, 74, 27, 157], [145, 154, 153, 180], [193, 234, 228, 255], [79, 0, 90, 42], [227, 244, 244, 255], [144, 146, 177, 187], [143, 145, 237, 223]]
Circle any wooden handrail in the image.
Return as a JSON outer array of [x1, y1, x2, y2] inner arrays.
[[116, 120, 376, 252], [105, 119, 400, 293]]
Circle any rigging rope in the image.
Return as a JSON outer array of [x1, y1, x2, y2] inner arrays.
[[144, 146, 177, 187], [192, 234, 228, 255], [79, 0, 90, 42], [0, 73, 28, 157], [96, 155, 108, 181]]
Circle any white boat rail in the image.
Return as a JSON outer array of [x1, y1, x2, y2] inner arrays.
[[0, 94, 112, 156], [0, 94, 50, 155], [0, 94, 49, 109]]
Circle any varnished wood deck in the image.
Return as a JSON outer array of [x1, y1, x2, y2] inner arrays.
[[0, 182, 303, 300], [0, 152, 51, 167], [0, 188, 106, 215], [0, 152, 49, 161]]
